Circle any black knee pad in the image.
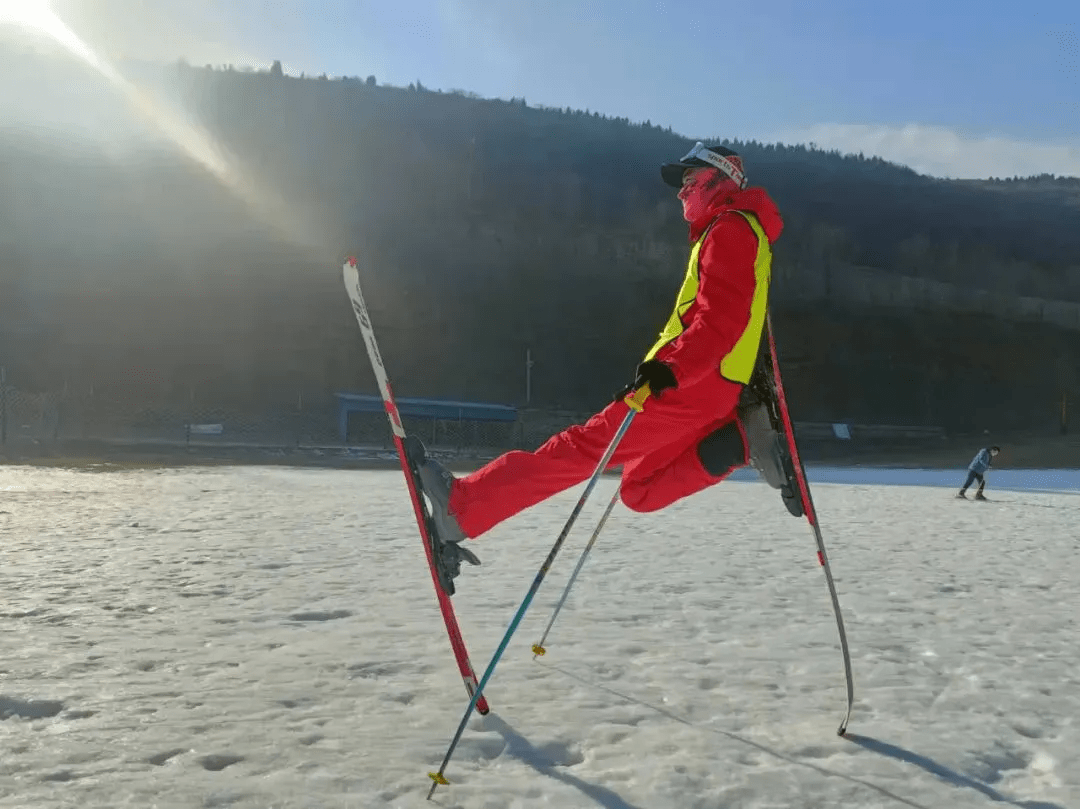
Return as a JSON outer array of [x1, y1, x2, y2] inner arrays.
[[697, 422, 747, 477]]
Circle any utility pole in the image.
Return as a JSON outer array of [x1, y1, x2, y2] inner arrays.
[[467, 137, 475, 202], [525, 349, 534, 406], [0, 366, 6, 444]]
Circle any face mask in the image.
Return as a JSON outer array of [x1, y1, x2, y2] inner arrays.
[[678, 169, 724, 221]]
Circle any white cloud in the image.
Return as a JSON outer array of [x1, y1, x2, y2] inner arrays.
[[764, 123, 1080, 180]]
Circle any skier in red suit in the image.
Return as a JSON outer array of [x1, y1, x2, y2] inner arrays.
[[414, 142, 790, 580]]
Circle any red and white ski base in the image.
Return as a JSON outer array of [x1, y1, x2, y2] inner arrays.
[[342, 257, 489, 715], [765, 312, 853, 735]]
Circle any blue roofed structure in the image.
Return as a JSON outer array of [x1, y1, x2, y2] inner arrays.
[[335, 392, 517, 442]]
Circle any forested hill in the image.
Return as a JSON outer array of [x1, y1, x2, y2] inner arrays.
[[2, 45, 1079, 432]]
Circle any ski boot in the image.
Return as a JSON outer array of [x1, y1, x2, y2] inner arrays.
[[402, 435, 480, 596], [737, 372, 804, 518]]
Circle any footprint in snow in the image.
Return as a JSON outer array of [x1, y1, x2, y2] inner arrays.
[[0, 696, 65, 720], [289, 609, 352, 622], [198, 754, 245, 771]]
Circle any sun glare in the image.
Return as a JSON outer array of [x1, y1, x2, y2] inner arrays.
[[1, 0, 62, 36], [1, 0, 324, 253], [0, 0, 101, 68]]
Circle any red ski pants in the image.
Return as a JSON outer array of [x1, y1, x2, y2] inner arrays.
[[448, 374, 747, 538]]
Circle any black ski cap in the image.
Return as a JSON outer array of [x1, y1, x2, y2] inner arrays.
[[661, 141, 747, 189]]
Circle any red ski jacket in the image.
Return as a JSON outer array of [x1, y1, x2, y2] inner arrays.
[[649, 186, 784, 389]]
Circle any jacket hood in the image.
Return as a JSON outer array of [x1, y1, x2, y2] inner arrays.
[[689, 186, 784, 244]]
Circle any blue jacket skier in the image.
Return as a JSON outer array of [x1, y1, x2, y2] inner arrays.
[[957, 446, 999, 500]]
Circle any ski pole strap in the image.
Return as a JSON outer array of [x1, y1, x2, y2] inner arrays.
[[624, 383, 651, 412]]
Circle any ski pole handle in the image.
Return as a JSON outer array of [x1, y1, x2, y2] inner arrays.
[[624, 382, 651, 412]]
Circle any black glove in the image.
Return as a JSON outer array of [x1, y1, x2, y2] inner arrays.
[[634, 359, 678, 394], [612, 360, 679, 403]]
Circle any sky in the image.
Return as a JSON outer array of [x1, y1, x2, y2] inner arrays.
[[4, 0, 1080, 179]]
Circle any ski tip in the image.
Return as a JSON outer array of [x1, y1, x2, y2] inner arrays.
[[837, 725, 848, 737], [531, 644, 546, 657], [428, 772, 449, 785]]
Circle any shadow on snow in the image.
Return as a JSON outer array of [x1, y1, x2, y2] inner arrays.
[[541, 662, 929, 809], [845, 734, 1064, 809], [541, 663, 1066, 809], [481, 712, 647, 809]]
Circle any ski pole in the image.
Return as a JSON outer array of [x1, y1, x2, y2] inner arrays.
[[532, 487, 620, 658], [426, 384, 650, 798]]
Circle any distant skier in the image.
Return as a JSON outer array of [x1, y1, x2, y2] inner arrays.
[[957, 445, 1000, 500], [412, 142, 797, 581]]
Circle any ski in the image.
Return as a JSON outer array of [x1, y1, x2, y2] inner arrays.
[[761, 311, 854, 736], [342, 257, 489, 715]]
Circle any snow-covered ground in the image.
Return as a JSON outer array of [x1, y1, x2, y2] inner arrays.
[[1, 463, 1077, 808]]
